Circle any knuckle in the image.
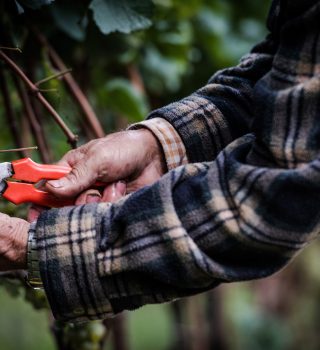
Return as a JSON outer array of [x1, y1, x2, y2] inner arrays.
[[87, 139, 99, 147], [67, 166, 90, 191], [63, 147, 88, 165], [63, 149, 76, 160], [68, 167, 83, 184]]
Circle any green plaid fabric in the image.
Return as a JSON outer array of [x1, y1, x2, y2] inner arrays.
[[31, 0, 320, 322]]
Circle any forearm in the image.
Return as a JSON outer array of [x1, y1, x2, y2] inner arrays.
[[34, 138, 320, 323], [129, 47, 275, 170]]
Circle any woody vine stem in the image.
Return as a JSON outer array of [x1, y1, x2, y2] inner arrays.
[[0, 49, 79, 148]]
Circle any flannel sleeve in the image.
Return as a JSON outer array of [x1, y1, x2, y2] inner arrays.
[[146, 47, 276, 164], [130, 38, 277, 168], [34, 0, 320, 322]]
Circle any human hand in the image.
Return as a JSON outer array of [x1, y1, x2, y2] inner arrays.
[[0, 213, 29, 271], [45, 129, 166, 198]]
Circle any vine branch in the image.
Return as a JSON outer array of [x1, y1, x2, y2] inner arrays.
[[0, 50, 78, 148], [0, 46, 22, 53], [0, 67, 27, 158], [127, 64, 145, 95], [34, 31, 105, 139], [35, 68, 72, 87], [0, 146, 38, 153], [14, 77, 52, 163]]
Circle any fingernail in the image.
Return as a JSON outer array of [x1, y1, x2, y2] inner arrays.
[[116, 181, 126, 195], [86, 194, 101, 203], [47, 180, 63, 188]]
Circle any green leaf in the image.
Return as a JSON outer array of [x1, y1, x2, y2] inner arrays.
[[51, 3, 87, 41], [17, 0, 55, 9], [141, 46, 187, 93], [14, 0, 24, 14], [104, 79, 149, 122], [89, 0, 153, 35]]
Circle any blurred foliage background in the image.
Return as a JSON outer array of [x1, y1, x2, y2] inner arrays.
[[0, 0, 319, 349]]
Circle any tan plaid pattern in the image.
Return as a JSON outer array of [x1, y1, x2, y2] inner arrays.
[[128, 118, 188, 170]]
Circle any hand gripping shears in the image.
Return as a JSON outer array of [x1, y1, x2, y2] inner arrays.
[[0, 158, 79, 208]]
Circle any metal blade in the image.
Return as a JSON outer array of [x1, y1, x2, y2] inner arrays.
[[0, 162, 13, 195], [0, 162, 13, 181]]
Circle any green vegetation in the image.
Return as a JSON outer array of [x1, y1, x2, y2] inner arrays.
[[1, 1, 319, 350]]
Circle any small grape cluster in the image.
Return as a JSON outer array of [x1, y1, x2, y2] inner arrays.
[[60, 321, 107, 350]]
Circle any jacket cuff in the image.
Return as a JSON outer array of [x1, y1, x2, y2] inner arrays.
[[128, 117, 188, 170], [33, 203, 114, 322]]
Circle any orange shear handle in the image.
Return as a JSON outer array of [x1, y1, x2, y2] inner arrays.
[[11, 158, 104, 186], [3, 182, 74, 207], [11, 158, 70, 182]]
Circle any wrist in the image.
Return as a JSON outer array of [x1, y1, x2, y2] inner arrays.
[[128, 118, 188, 171], [13, 221, 29, 270], [132, 128, 167, 174]]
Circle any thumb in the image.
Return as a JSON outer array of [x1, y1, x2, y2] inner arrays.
[[46, 160, 97, 198]]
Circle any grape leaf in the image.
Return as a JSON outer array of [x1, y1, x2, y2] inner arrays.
[[89, 0, 153, 35], [104, 79, 149, 122], [51, 3, 87, 41], [14, 0, 24, 14], [17, 0, 55, 10]]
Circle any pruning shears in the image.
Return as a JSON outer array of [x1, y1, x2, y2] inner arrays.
[[0, 158, 79, 208]]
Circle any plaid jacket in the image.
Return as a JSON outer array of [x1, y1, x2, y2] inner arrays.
[[31, 0, 320, 322]]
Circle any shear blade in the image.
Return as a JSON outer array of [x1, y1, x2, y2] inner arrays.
[[0, 162, 13, 186]]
